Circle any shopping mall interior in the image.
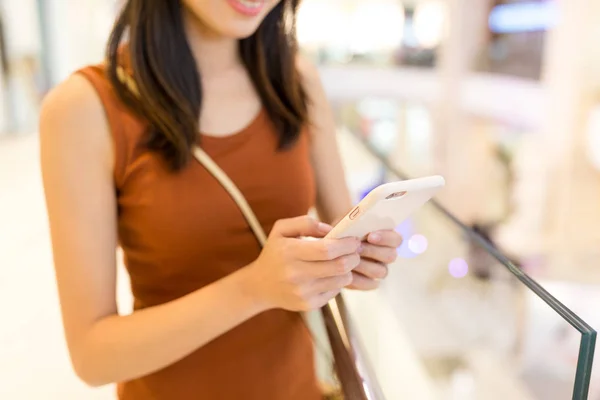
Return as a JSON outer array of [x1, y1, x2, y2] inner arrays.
[[1, 0, 599, 399]]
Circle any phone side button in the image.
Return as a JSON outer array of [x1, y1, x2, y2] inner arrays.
[[349, 206, 360, 220]]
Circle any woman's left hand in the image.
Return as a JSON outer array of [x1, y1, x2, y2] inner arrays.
[[346, 230, 403, 291]]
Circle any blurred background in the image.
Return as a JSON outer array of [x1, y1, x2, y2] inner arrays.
[[1, 0, 599, 399]]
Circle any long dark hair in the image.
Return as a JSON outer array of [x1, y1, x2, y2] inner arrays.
[[106, 0, 308, 171]]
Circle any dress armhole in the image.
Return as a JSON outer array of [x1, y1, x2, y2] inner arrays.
[[75, 65, 130, 190]]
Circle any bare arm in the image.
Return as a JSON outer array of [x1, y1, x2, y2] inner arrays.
[[297, 57, 353, 224]]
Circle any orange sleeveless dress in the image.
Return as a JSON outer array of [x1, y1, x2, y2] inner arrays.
[[77, 65, 322, 400]]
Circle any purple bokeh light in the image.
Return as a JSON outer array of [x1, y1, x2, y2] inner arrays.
[[448, 258, 469, 278], [396, 219, 417, 259]]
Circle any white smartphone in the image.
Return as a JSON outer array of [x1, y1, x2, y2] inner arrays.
[[326, 175, 445, 239]]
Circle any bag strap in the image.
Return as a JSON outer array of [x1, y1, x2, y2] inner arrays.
[[115, 66, 267, 246], [191, 147, 268, 246]]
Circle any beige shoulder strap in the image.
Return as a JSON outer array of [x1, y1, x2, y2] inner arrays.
[[191, 147, 267, 246], [115, 66, 267, 247]]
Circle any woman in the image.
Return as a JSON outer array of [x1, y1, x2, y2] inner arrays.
[[40, 1, 402, 399]]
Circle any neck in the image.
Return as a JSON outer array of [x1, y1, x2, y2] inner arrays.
[[183, 9, 240, 77]]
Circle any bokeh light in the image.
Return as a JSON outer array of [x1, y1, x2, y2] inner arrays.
[[488, 1, 558, 34], [448, 258, 469, 278], [349, 0, 405, 53], [407, 234, 428, 255], [396, 219, 418, 259], [297, 0, 405, 55], [296, 0, 341, 49], [413, 0, 447, 49]]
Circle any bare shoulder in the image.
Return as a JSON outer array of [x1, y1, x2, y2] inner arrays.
[[295, 54, 330, 122], [40, 74, 112, 164], [296, 54, 322, 91], [296, 54, 320, 81]]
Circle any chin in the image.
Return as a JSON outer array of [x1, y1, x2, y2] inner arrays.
[[218, 21, 265, 39], [184, 0, 281, 39]]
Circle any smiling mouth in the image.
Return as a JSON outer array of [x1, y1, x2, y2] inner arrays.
[[226, 0, 265, 17]]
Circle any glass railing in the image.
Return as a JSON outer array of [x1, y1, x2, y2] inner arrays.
[[321, 127, 596, 399]]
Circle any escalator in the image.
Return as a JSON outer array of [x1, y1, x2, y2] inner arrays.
[[318, 127, 597, 400]]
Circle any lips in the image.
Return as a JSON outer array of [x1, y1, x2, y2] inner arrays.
[[226, 0, 265, 17]]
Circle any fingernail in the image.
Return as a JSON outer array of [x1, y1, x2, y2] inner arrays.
[[369, 233, 381, 243], [318, 222, 332, 233], [358, 244, 364, 253]]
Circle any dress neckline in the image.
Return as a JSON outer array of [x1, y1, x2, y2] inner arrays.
[[200, 107, 264, 144]]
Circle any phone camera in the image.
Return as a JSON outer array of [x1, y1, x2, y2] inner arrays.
[[386, 191, 407, 200]]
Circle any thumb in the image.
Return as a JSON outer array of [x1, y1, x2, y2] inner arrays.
[[271, 216, 332, 239]]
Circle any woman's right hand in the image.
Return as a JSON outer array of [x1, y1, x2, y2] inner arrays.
[[246, 216, 361, 312]]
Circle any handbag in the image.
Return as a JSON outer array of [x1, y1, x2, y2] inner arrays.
[[115, 66, 344, 399]]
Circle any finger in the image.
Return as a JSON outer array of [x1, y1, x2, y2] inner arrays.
[[309, 273, 353, 295], [359, 243, 398, 265], [309, 253, 361, 278], [293, 237, 361, 261], [310, 290, 341, 310], [354, 260, 388, 280], [272, 216, 332, 239], [367, 230, 403, 248], [346, 272, 380, 291]]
